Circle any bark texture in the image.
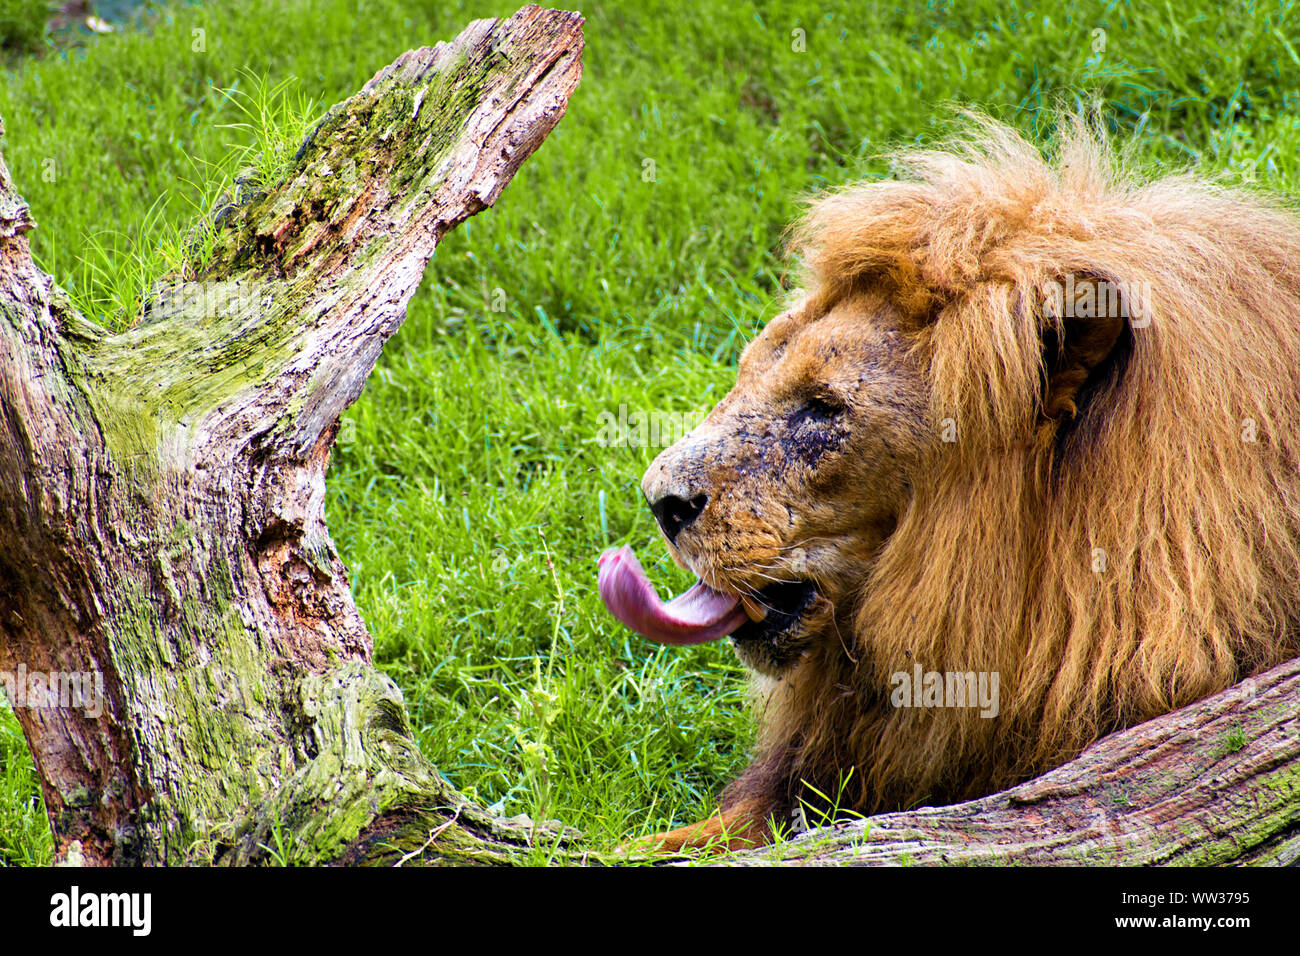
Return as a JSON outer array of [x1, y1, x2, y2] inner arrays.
[[0, 4, 1296, 868], [0, 4, 584, 866]]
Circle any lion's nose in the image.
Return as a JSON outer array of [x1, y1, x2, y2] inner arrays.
[[648, 492, 708, 544]]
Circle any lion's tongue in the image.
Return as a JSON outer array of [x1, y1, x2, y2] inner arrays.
[[597, 545, 746, 645]]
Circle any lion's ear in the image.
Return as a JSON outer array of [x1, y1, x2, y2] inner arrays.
[[1038, 272, 1136, 423]]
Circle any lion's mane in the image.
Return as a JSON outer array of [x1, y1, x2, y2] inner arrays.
[[726, 115, 1300, 821]]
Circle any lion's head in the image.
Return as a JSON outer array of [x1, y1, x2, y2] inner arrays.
[[639, 290, 930, 677], [600, 114, 1300, 823]]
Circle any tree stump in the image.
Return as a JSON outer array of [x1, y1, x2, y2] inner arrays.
[[0, 4, 586, 866]]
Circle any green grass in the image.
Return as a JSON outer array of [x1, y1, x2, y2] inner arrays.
[[0, 701, 52, 865], [0, 0, 52, 60], [1218, 724, 1250, 755], [1, 0, 1298, 864]]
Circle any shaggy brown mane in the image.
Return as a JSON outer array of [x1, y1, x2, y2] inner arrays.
[[722, 114, 1300, 825]]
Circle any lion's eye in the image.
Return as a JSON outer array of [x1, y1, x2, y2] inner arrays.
[[806, 395, 846, 419], [794, 395, 846, 425]]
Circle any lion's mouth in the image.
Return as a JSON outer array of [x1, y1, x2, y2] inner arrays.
[[728, 579, 819, 647], [597, 546, 819, 655]]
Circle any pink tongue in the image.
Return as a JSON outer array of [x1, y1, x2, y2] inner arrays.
[[597, 545, 745, 645]]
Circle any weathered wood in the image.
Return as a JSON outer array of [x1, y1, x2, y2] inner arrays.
[[711, 657, 1300, 866], [0, 4, 584, 866]]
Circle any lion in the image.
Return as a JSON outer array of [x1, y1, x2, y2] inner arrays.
[[598, 113, 1300, 853]]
